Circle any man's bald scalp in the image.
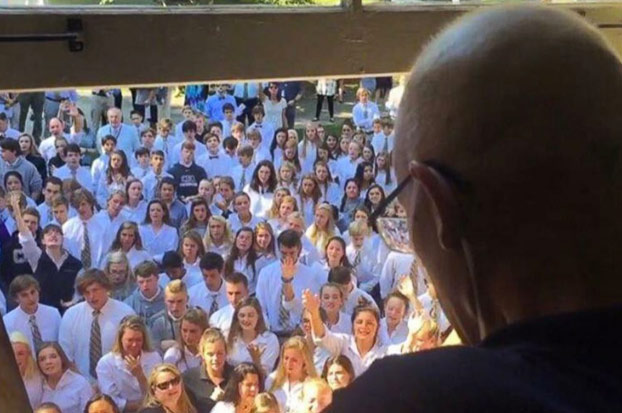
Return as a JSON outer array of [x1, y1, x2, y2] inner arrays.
[[396, 5, 622, 255]]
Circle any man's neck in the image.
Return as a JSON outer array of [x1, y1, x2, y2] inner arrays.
[[207, 279, 223, 293], [80, 214, 92, 222], [20, 304, 38, 315], [46, 246, 63, 259]]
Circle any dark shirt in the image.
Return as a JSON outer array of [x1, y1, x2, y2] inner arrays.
[[326, 306, 622, 412], [0, 231, 41, 293], [280, 82, 302, 102], [34, 250, 82, 314], [137, 406, 169, 413], [168, 162, 207, 200], [26, 154, 47, 186], [183, 362, 233, 413]]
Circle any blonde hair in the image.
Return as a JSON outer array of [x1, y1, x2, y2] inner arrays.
[[270, 336, 317, 391], [253, 392, 281, 413], [306, 203, 337, 252], [348, 219, 370, 238], [111, 316, 154, 354], [198, 328, 227, 355], [165, 279, 188, 296], [143, 363, 197, 413], [268, 187, 291, 219], [301, 377, 332, 402], [203, 215, 234, 250], [10, 332, 38, 379]]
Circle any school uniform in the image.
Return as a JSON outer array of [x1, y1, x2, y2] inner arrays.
[[326, 312, 353, 335], [197, 151, 233, 179], [93, 210, 128, 254], [228, 213, 263, 234], [245, 185, 274, 219], [371, 132, 394, 155], [230, 163, 255, 192], [378, 317, 409, 346], [33, 249, 82, 313], [59, 298, 135, 379], [346, 243, 381, 293], [265, 373, 305, 413], [3, 304, 62, 354], [139, 224, 179, 262], [228, 331, 280, 373], [62, 215, 106, 268], [166, 199, 189, 229], [247, 121, 274, 152], [96, 350, 162, 411], [209, 304, 235, 338], [379, 251, 424, 299], [187, 279, 229, 315], [140, 170, 172, 201], [163, 345, 202, 373], [122, 201, 148, 225], [96, 123, 140, 159], [41, 369, 94, 413], [352, 102, 380, 133], [256, 260, 322, 333]]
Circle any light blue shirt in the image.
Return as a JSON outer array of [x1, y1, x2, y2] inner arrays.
[[204, 93, 237, 122], [96, 124, 140, 158]]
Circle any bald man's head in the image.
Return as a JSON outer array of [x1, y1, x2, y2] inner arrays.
[[396, 5, 622, 342]]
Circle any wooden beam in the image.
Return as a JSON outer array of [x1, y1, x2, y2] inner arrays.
[[1, 4, 621, 90]]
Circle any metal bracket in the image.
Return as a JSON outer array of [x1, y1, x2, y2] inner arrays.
[[0, 17, 84, 53]]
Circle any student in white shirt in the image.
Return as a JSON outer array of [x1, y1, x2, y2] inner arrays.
[[351, 87, 380, 133], [169, 120, 208, 166], [96, 316, 162, 412], [346, 220, 381, 294], [203, 215, 234, 259], [228, 192, 263, 235], [62, 188, 106, 269], [230, 145, 256, 194], [211, 363, 263, 413], [10, 331, 44, 409], [298, 122, 320, 174], [188, 252, 229, 316], [158, 251, 203, 290], [319, 282, 352, 335], [378, 291, 411, 346], [58, 269, 136, 380], [267, 194, 298, 237], [314, 161, 341, 207], [90, 135, 116, 196], [209, 272, 250, 338], [266, 336, 317, 413], [373, 151, 397, 194], [139, 199, 179, 263], [255, 229, 323, 335], [277, 161, 299, 196], [246, 160, 278, 219], [180, 199, 210, 238], [299, 377, 333, 413], [93, 190, 128, 255], [163, 308, 208, 373], [105, 221, 152, 270], [247, 105, 275, 153], [141, 150, 172, 202], [285, 212, 321, 267], [197, 133, 232, 179], [321, 355, 355, 392], [335, 141, 363, 185], [297, 174, 322, 228], [37, 177, 64, 228], [306, 203, 340, 260], [37, 342, 94, 413], [379, 251, 419, 300], [224, 227, 270, 295], [130, 147, 152, 179], [96, 149, 131, 209], [4, 275, 62, 355], [122, 178, 148, 225], [247, 128, 271, 164], [328, 266, 378, 316], [53, 143, 93, 193], [269, 127, 288, 163], [274, 134, 302, 176], [370, 118, 394, 155], [225, 297, 279, 374]]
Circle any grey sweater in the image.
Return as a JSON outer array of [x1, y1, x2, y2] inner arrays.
[[0, 156, 43, 196]]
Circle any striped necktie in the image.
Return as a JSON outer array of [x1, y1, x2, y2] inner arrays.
[[208, 294, 219, 316], [81, 221, 92, 269], [29, 315, 43, 353], [89, 310, 102, 379]]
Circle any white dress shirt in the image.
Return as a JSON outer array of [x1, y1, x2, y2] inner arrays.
[[105, 247, 152, 270], [346, 243, 381, 293], [187, 279, 229, 314], [352, 101, 380, 132], [37, 202, 77, 228], [141, 170, 173, 201], [122, 201, 148, 225], [230, 163, 255, 193], [247, 122, 274, 152], [228, 213, 263, 234], [378, 317, 409, 346], [93, 210, 128, 254], [139, 224, 179, 262], [371, 132, 395, 155], [59, 298, 135, 378], [24, 373, 44, 408], [211, 402, 236, 413], [246, 186, 274, 219], [265, 374, 305, 413], [163, 346, 201, 373], [314, 329, 388, 377], [344, 286, 379, 315], [379, 251, 425, 299], [41, 369, 94, 413], [3, 304, 61, 354], [208, 304, 235, 338], [96, 350, 162, 411], [326, 312, 352, 335], [62, 215, 107, 266], [335, 156, 362, 184], [227, 331, 280, 373], [54, 165, 94, 193], [255, 260, 322, 331], [197, 151, 233, 179]]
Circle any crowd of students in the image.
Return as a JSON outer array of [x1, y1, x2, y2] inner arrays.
[[0, 80, 451, 413]]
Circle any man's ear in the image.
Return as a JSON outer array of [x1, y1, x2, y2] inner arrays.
[[408, 161, 462, 250]]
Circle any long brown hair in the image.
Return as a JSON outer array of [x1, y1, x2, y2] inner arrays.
[[227, 297, 268, 350], [224, 227, 259, 283]]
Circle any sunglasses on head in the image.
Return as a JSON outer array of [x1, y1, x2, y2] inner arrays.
[[155, 376, 181, 391]]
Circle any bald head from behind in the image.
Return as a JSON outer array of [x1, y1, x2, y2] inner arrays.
[[395, 5, 622, 344]]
